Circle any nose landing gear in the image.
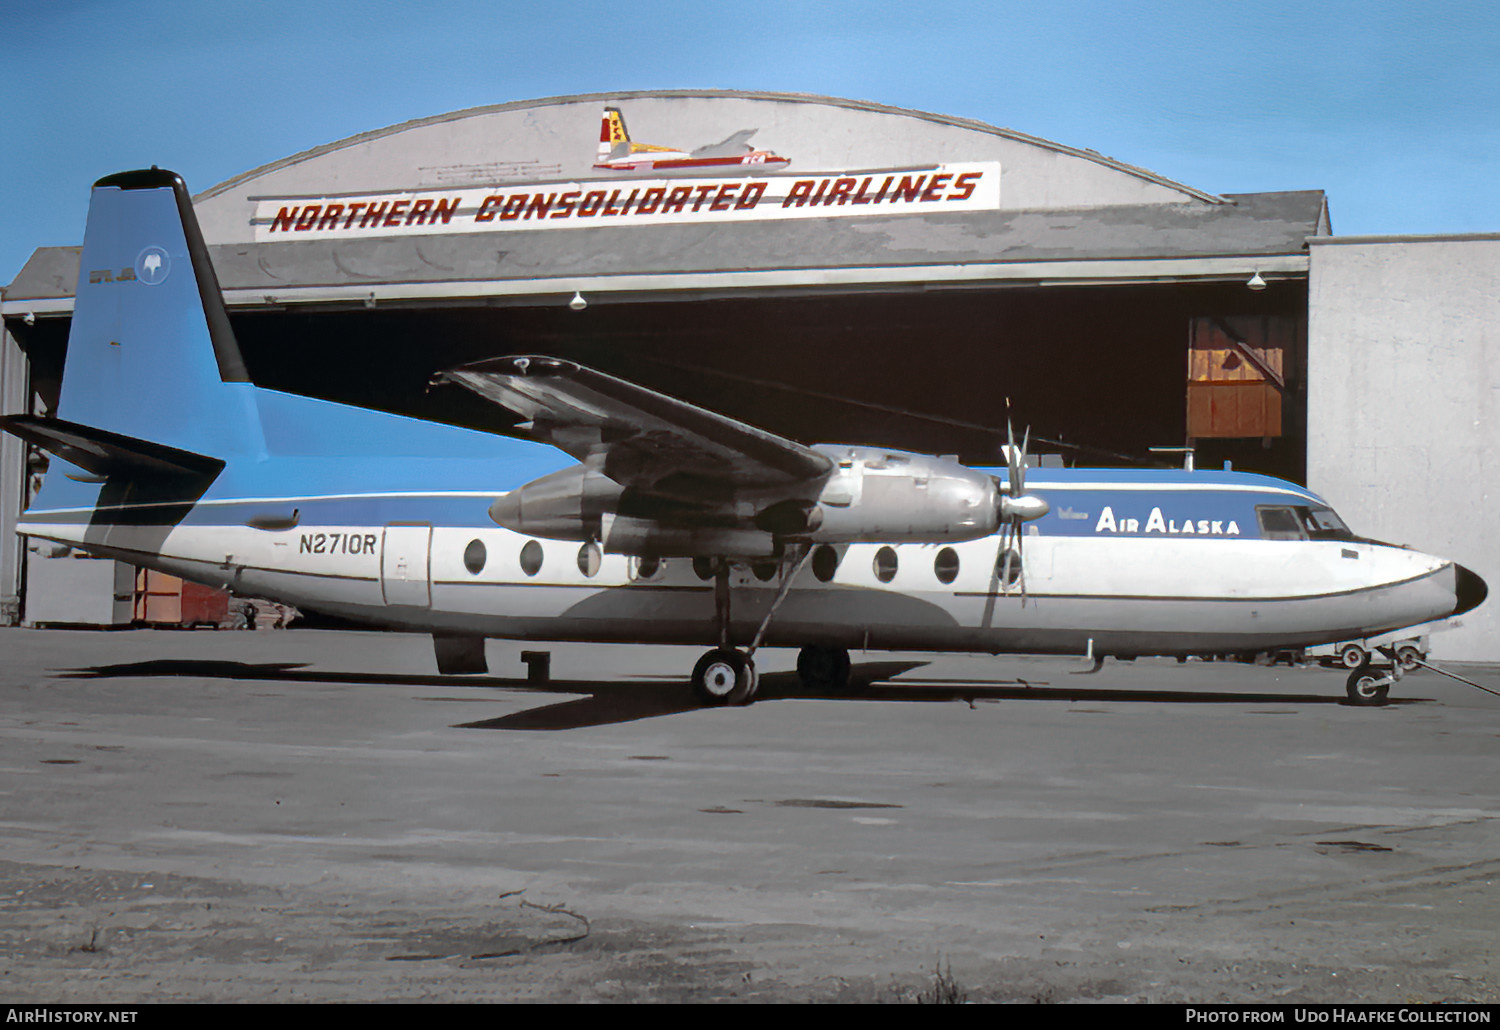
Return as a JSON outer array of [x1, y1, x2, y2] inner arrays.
[[1345, 647, 1406, 705], [1345, 666, 1393, 705]]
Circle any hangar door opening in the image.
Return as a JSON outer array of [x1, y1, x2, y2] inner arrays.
[[227, 280, 1308, 483]]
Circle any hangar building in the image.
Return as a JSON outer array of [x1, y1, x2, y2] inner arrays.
[[2, 91, 1494, 659]]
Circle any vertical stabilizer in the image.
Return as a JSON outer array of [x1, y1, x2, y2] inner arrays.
[[598, 107, 630, 161], [53, 169, 262, 459]]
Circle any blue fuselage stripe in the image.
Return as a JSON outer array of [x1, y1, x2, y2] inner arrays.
[[20, 484, 1319, 540]]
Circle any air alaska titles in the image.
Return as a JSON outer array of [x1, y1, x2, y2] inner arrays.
[[1093, 506, 1243, 537]]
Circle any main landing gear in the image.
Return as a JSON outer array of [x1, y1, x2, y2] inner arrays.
[[691, 647, 758, 706], [690, 643, 855, 705], [688, 548, 850, 706], [795, 644, 852, 691]]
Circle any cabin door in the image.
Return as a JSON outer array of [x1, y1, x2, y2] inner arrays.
[[381, 524, 432, 607]]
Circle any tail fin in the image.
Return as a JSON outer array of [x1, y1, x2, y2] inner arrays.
[[46, 168, 262, 460], [598, 106, 631, 161]]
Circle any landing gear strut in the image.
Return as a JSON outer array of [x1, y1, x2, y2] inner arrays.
[[690, 559, 758, 707], [689, 547, 813, 707]]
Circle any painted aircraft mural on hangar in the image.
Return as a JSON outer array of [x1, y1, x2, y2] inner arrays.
[[593, 106, 791, 175], [1, 170, 1486, 710]]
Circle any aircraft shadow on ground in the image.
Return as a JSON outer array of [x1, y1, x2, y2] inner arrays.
[[57, 658, 1409, 731]]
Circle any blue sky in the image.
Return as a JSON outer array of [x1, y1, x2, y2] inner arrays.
[[3, 0, 1498, 282]]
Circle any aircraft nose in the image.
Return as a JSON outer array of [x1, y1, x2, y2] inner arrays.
[[1454, 563, 1488, 617]]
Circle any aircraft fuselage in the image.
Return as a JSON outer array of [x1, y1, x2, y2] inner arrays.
[[20, 457, 1476, 660]]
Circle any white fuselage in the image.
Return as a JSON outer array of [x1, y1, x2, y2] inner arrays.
[[22, 482, 1465, 659]]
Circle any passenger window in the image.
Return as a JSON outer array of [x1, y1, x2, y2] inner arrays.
[[463, 539, 487, 575], [520, 539, 544, 576], [1256, 506, 1306, 540], [812, 545, 840, 582], [873, 546, 898, 583], [633, 555, 663, 580], [996, 548, 1021, 587], [934, 547, 960, 585], [577, 542, 601, 577]]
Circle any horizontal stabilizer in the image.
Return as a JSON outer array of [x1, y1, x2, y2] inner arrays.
[[0, 414, 224, 480]]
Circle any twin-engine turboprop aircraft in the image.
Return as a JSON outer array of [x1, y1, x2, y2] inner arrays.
[[2, 170, 1487, 707]]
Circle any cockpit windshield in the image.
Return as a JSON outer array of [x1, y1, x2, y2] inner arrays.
[[1299, 506, 1354, 541], [1255, 504, 1357, 542]]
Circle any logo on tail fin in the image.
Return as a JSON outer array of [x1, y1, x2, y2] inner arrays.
[[603, 107, 628, 146], [136, 246, 170, 285]]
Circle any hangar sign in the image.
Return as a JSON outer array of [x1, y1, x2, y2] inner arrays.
[[252, 162, 1000, 241]]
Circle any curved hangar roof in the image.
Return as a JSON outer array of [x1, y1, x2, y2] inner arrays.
[[7, 91, 1328, 312]]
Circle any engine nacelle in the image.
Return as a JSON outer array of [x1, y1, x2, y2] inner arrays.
[[487, 464, 620, 541], [489, 447, 1014, 557], [489, 466, 780, 557], [807, 446, 1001, 544]]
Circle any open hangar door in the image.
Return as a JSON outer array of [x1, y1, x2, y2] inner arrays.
[[228, 279, 1309, 484]]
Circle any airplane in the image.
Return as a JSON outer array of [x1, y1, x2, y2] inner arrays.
[[1, 169, 1487, 710], [593, 106, 791, 175]]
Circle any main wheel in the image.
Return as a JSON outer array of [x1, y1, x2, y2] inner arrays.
[[692, 648, 757, 706], [796, 645, 852, 690], [1396, 645, 1423, 670], [1345, 667, 1391, 706]]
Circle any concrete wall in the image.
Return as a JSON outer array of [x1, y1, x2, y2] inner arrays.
[[1308, 235, 1500, 661]]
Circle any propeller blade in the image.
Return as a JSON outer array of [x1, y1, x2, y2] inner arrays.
[[995, 421, 1042, 606], [1000, 533, 1015, 595], [1006, 420, 1023, 499], [1015, 525, 1028, 607]]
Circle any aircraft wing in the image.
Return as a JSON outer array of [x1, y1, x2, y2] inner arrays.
[[692, 129, 757, 158], [433, 356, 833, 495]]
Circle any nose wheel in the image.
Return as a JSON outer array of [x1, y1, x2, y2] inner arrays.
[[692, 647, 758, 706], [1345, 664, 1394, 705]]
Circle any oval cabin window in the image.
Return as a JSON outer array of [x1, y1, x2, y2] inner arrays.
[[812, 545, 840, 583], [634, 555, 662, 580], [577, 542, 601, 578], [463, 539, 487, 575], [934, 547, 959, 584], [996, 548, 1021, 587], [520, 540, 544, 577]]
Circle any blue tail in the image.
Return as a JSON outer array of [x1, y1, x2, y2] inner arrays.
[[6, 168, 569, 516], [47, 169, 264, 460]]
